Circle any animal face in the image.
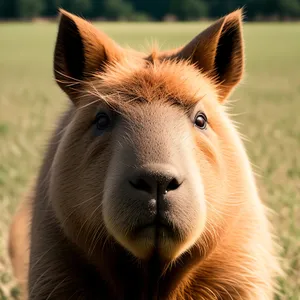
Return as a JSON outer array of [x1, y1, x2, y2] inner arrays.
[[50, 9, 245, 263]]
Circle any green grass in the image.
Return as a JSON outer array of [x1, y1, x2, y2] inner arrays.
[[0, 21, 300, 299]]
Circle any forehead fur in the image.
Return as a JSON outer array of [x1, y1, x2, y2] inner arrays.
[[83, 49, 219, 108]]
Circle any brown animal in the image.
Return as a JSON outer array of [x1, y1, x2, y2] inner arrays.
[[8, 8, 282, 299]]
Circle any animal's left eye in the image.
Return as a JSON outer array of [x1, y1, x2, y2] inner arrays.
[[95, 112, 111, 131], [194, 113, 207, 130]]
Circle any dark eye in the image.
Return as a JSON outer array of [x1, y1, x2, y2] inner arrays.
[[95, 112, 111, 131], [194, 113, 207, 130]]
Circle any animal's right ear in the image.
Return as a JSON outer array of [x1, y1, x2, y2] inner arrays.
[[54, 9, 123, 100]]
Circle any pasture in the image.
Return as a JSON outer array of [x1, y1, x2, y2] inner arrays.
[[0, 20, 299, 299]]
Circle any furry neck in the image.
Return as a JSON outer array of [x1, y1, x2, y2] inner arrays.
[[85, 240, 203, 300]]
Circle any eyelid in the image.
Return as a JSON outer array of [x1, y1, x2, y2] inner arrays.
[[95, 112, 109, 119], [195, 111, 207, 120]]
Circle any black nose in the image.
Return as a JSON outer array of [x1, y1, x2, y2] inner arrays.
[[129, 166, 182, 196]]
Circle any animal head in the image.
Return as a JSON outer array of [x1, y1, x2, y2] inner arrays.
[[50, 9, 247, 263]]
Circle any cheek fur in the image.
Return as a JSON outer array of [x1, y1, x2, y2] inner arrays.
[[192, 127, 223, 175], [81, 137, 111, 168], [192, 125, 229, 240]]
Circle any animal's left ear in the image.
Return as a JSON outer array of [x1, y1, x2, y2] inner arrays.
[[174, 9, 244, 102]]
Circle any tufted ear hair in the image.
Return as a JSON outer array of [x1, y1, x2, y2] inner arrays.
[[54, 9, 123, 100], [169, 9, 245, 102]]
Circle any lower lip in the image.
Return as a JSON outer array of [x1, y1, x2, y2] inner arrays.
[[135, 221, 171, 235]]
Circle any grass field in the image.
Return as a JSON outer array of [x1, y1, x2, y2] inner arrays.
[[0, 20, 300, 299]]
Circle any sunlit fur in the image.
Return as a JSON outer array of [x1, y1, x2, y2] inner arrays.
[[8, 8, 282, 300], [8, 188, 31, 299]]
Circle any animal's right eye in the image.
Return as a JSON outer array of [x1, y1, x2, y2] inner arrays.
[[94, 112, 111, 131]]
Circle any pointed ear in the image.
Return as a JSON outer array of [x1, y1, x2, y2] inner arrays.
[[173, 9, 244, 102], [54, 9, 123, 100]]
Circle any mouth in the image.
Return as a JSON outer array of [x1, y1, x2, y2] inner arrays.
[[136, 219, 170, 232], [133, 217, 176, 241], [128, 216, 182, 262]]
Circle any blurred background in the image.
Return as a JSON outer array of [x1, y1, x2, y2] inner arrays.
[[1, 0, 300, 21], [1, 0, 299, 299]]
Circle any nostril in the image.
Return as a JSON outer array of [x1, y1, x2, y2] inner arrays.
[[129, 178, 153, 194], [166, 178, 181, 192], [128, 166, 183, 196]]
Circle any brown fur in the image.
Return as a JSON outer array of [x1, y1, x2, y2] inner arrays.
[[9, 8, 281, 299], [8, 189, 31, 299]]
